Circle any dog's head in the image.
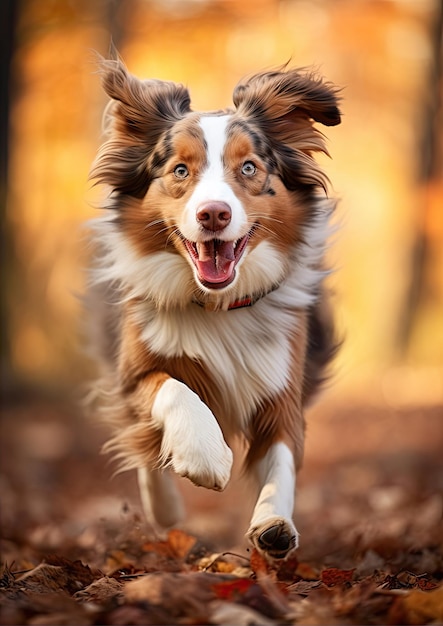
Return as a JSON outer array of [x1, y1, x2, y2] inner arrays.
[[91, 60, 341, 308]]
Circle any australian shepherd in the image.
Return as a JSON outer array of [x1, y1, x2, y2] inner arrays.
[[88, 59, 341, 560]]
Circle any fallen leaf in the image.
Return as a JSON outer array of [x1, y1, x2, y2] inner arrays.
[[166, 528, 197, 559], [141, 540, 172, 557], [288, 580, 323, 596], [296, 562, 320, 581], [14, 559, 97, 596], [198, 552, 243, 573], [105, 551, 131, 574], [276, 555, 300, 582], [417, 577, 439, 591], [212, 578, 255, 600], [140, 529, 198, 562], [250, 548, 270, 576], [74, 576, 124, 605], [321, 567, 355, 587]]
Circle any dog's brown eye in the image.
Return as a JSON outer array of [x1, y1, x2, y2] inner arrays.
[[241, 161, 256, 177], [174, 164, 189, 179]]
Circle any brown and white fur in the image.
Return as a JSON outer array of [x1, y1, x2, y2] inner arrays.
[[88, 59, 341, 560]]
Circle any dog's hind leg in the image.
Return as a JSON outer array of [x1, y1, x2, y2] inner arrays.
[[137, 466, 184, 528]]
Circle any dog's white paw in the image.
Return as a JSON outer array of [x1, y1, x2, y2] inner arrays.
[[152, 379, 233, 491], [247, 517, 299, 560], [170, 430, 233, 491]]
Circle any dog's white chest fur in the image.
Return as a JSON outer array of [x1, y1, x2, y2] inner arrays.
[[134, 295, 297, 427]]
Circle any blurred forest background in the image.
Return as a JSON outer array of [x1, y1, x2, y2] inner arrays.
[[1, 0, 442, 403], [1, 0, 443, 575]]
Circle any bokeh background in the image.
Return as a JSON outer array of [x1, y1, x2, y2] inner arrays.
[[1, 0, 442, 564], [2, 0, 443, 398]]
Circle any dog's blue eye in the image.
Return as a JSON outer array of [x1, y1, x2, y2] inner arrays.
[[174, 164, 189, 179], [241, 161, 256, 177]]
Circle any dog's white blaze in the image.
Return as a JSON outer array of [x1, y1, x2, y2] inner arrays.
[[181, 115, 247, 242], [151, 378, 233, 490]]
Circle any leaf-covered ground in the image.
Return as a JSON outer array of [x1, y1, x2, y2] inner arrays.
[[1, 394, 442, 624]]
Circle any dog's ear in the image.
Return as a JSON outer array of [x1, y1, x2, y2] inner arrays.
[[99, 59, 191, 138], [233, 69, 341, 192], [90, 59, 191, 198], [233, 69, 341, 128]]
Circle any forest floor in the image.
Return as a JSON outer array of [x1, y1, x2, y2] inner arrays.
[[1, 389, 442, 625]]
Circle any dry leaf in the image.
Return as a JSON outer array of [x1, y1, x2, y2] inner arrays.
[[74, 576, 124, 604], [15, 559, 97, 595], [212, 577, 255, 600], [140, 529, 198, 562], [166, 528, 197, 558], [249, 548, 270, 576], [141, 540, 172, 557], [288, 580, 323, 596], [198, 552, 240, 573], [276, 554, 300, 581], [321, 567, 355, 587], [296, 562, 320, 581]]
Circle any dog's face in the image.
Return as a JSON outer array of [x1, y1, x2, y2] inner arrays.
[[92, 62, 340, 302]]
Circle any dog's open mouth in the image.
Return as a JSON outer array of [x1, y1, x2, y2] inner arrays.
[[183, 234, 250, 289]]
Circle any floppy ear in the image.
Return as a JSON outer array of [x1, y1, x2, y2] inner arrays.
[[233, 69, 341, 128], [90, 59, 191, 198], [100, 58, 191, 138], [232, 69, 341, 191]]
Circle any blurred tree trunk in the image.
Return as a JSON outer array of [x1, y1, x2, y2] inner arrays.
[[396, 3, 443, 356], [105, 0, 137, 53], [0, 0, 18, 391]]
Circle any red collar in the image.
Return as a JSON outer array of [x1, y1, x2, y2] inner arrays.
[[227, 296, 254, 309], [193, 284, 279, 311]]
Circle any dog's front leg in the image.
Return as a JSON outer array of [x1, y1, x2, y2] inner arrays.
[[247, 441, 299, 560], [245, 315, 310, 559], [151, 377, 233, 491]]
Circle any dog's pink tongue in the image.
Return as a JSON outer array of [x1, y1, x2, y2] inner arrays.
[[196, 240, 235, 284]]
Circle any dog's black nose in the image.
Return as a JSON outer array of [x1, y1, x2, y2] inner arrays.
[[196, 201, 231, 232]]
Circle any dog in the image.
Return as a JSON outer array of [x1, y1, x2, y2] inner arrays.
[[87, 58, 341, 560]]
